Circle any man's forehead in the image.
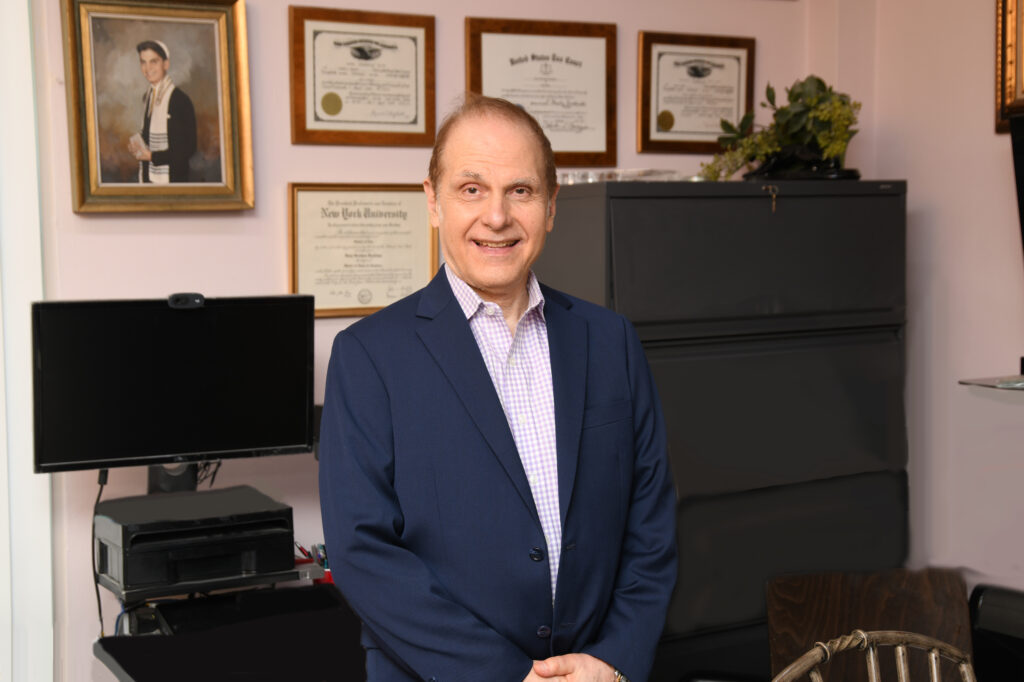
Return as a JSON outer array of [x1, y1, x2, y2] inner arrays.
[[441, 115, 543, 173]]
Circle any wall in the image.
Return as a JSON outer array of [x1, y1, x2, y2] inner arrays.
[[26, 0, 807, 679], [873, 1, 1024, 587], [27, 0, 1024, 678], [2, 0, 52, 679]]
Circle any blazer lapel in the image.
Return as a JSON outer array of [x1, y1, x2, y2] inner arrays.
[[542, 286, 588, 526], [415, 271, 540, 523]]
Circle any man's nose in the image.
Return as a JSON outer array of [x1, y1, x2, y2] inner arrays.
[[482, 193, 511, 229]]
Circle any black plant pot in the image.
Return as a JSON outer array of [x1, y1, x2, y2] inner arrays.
[[742, 146, 860, 180]]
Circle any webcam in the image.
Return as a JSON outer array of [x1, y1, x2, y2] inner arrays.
[[167, 293, 205, 309]]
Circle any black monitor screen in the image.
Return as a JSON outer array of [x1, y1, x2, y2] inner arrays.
[[32, 295, 315, 473]]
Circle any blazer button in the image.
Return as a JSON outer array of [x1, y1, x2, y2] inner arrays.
[[529, 547, 544, 562], [536, 625, 552, 638]]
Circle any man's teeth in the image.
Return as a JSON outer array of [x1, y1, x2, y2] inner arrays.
[[475, 240, 516, 247]]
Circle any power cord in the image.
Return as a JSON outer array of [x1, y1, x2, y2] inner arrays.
[[92, 469, 108, 637], [196, 460, 221, 487]]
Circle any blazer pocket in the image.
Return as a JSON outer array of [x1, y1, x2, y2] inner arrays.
[[582, 399, 632, 429]]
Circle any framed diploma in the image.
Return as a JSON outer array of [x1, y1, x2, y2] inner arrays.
[[638, 31, 755, 154], [466, 17, 616, 167], [60, 0, 254, 212], [289, 183, 439, 317], [998, 0, 1024, 132], [289, 7, 435, 146]]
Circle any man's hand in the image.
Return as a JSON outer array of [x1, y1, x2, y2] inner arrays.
[[127, 135, 151, 161], [523, 653, 616, 682]]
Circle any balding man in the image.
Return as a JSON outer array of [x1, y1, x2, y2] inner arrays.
[[319, 95, 677, 682]]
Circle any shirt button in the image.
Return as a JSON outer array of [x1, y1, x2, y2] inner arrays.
[[536, 625, 552, 638], [529, 547, 544, 562]]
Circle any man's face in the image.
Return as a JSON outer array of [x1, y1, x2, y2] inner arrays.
[[139, 49, 168, 85], [424, 114, 557, 304]]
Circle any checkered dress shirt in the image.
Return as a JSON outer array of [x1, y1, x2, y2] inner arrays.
[[445, 265, 561, 599]]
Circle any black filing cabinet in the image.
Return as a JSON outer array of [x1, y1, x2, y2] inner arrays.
[[534, 180, 909, 681]]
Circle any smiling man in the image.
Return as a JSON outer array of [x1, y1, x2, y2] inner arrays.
[[128, 40, 196, 183], [319, 95, 677, 682]]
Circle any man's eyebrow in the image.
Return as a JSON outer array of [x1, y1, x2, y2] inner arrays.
[[508, 177, 539, 187]]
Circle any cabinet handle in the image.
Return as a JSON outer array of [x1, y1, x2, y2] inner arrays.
[[762, 184, 779, 213]]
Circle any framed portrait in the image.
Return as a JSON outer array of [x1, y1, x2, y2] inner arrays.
[[466, 17, 616, 167], [289, 183, 439, 318], [289, 7, 435, 146], [998, 0, 1024, 132], [60, 0, 253, 212], [638, 31, 755, 154]]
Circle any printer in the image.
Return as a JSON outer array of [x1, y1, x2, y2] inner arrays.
[[94, 485, 294, 602]]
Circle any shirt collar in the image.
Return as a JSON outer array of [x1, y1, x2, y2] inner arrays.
[[444, 263, 546, 323]]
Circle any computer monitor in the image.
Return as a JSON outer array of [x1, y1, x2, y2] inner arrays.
[[32, 294, 315, 474]]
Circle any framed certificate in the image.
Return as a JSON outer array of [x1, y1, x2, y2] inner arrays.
[[60, 0, 254, 212], [466, 17, 616, 167], [638, 31, 755, 154], [998, 0, 1024, 132], [289, 183, 438, 317], [289, 7, 435, 146]]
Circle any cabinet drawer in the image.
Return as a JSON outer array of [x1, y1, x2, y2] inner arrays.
[[664, 471, 907, 636], [609, 194, 905, 324], [648, 327, 906, 498]]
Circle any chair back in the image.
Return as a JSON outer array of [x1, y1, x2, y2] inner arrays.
[[771, 629, 976, 682]]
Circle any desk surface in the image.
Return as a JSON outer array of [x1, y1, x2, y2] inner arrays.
[[95, 584, 365, 682]]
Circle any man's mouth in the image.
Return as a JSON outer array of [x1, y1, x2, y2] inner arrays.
[[473, 239, 518, 248]]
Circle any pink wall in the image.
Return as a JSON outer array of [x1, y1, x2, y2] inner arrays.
[[874, 1, 1024, 585], [32, 0, 1024, 679], [30, 2, 806, 677]]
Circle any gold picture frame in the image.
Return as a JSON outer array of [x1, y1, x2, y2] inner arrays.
[[638, 31, 755, 154], [289, 183, 439, 318], [466, 17, 617, 167], [998, 0, 1024, 132], [289, 6, 436, 147], [60, 0, 253, 212]]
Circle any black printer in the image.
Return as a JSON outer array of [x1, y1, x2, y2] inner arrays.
[[93, 485, 294, 602]]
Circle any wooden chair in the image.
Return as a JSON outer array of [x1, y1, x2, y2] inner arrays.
[[766, 569, 973, 680], [771, 629, 976, 682]]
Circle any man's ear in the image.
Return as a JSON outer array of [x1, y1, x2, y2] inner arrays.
[[545, 184, 559, 230], [423, 179, 440, 229]]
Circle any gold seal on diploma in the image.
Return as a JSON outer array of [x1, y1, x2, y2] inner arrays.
[[322, 92, 343, 116], [657, 110, 675, 132]]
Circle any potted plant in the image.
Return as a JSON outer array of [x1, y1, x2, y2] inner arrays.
[[700, 75, 862, 181]]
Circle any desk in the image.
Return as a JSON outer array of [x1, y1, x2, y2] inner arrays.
[[94, 584, 365, 681]]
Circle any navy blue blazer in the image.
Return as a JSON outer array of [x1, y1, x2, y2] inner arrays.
[[319, 270, 677, 682]]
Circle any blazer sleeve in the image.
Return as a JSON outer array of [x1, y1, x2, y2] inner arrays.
[[319, 330, 535, 682], [582, 317, 678, 681]]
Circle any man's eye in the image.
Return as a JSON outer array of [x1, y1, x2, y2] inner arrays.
[[464, 186, 479, 195], [512, 187, 530, 196]]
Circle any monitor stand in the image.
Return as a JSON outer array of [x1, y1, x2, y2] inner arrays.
[[147, 463, 197, 494]]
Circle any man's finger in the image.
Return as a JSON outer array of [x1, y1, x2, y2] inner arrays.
[[534, 654, 578, 676]]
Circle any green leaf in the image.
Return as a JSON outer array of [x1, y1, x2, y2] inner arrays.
[[766, 84, 776, 107], [739, 112, 754, 135], [720, 119, 739, 135]]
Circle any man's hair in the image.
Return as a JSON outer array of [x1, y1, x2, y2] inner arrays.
[[428, 94, 557, 195], [136, 40, 168, 60]]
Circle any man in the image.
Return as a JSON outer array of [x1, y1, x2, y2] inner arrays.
[[319, 95, 676, 682], [128, 40, 196, 183]]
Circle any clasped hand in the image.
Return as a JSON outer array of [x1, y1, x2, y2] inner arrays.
[[523, 653, 616, 682]]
